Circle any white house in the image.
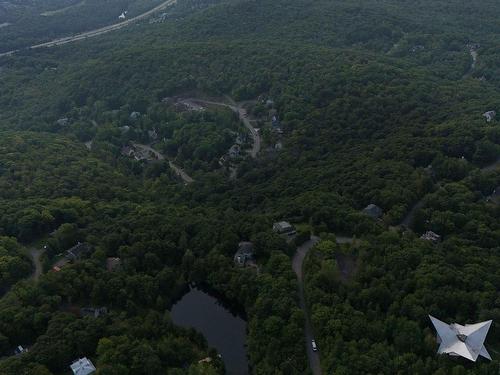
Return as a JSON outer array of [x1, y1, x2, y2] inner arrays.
[[429, 315, 492, 362]]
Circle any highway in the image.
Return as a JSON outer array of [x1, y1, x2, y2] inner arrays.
[[0, 0, 177, 57]]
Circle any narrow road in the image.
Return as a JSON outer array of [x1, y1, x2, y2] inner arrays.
[[188, 98, 261, 158], [292, 234, 355, 374], [292, 235, 322, 375], [29, 248, 45, 281], [400, 199, 426, 228], [133, 143, 194, 184], [168, 161, 194, 184], [0, 0, 177, 57]]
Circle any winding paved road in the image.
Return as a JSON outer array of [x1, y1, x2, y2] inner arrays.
[[187, 98, 261, 158], [292, 234, 355, 374], [0, 0, 177, 58], [133, 143, 194, 184]]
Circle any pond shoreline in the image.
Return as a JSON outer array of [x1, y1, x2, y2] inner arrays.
[[170, 285, 249, 375]]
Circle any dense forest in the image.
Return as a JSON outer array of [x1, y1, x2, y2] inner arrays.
[[0, 0, 499, 374]]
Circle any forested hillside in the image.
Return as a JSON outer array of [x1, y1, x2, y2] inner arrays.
[[0, 0, 499, 374]]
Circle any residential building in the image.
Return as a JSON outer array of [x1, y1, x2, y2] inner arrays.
[[148, 129, 158, 141], [420, 231, 441, 243], [130, 111, 141, 120], [70, 358, 96, 375], [362, 204, 383, 219], [429, 315, 492, 362], [273, 221, 296, 235], [14, 345, 27, 355], [80, 307, 108, 318], [65, 242, 91, 262], [229, 144, 241, 159], [56, 118, 69, 126], [483, 110, 496, 122], [234, 242, 254, 266]]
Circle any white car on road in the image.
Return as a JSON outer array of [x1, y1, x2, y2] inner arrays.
[[311, 339, 318, 352]]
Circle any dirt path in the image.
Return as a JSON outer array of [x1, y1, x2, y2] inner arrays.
[[28, 248, 45, 281], [188, 98, 261, 158], [0, 0, 177, 57]]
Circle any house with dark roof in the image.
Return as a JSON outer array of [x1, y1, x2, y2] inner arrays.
[[234, 242, 254, 266], [130, 111, 141, 120], [65, 242, 91, 262], [362, 204, 383, 219], [80, 307, 108, 318], [273, 221, 296, 235], [14, 345, 27, 355]]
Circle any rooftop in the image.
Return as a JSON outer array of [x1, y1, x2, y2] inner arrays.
[[70, 357, 96, 375], [362, 204, 383, 219], [429, 315, 492, 362]]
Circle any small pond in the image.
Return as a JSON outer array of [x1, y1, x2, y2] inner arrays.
[[171, 287, 248, 375]]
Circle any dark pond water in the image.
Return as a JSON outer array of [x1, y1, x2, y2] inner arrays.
[[170, 287, 248, 375]]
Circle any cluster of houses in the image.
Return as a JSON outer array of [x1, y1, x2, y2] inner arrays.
[[233, 221, 296, 267], [361, 203, 443, 243]]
